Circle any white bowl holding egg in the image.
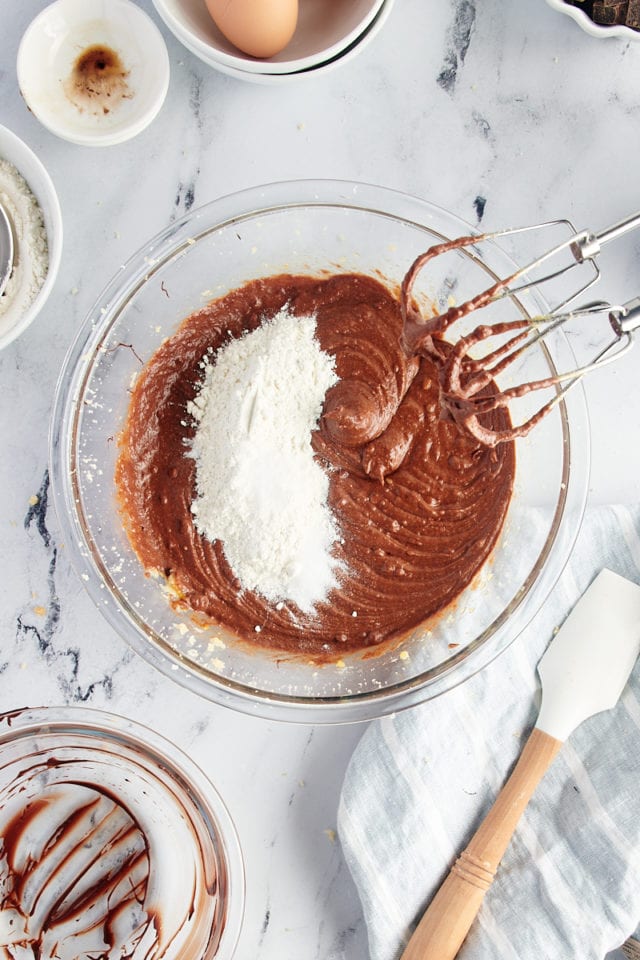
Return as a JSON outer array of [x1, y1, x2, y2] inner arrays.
[[152, 0, 388, 79]]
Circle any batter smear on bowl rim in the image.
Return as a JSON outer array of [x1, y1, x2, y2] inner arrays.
[[116, 262, 517, 660]]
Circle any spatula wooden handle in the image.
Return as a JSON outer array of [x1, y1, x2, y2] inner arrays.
[[400, 727, 563, 960]]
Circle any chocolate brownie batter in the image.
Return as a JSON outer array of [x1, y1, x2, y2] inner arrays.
[[116, 272, 515, 659]]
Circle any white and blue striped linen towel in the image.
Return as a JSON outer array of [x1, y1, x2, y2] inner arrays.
[[338, 505, 640, 960]]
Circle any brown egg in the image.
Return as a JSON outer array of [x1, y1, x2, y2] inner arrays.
[[205, 0, 299, 59]]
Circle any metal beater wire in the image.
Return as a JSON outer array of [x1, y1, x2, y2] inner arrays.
[[401, 211, 640, 444]]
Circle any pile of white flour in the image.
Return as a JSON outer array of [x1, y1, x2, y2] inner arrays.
[[188, 307, 341, 614], [0, 158, 48, 338]]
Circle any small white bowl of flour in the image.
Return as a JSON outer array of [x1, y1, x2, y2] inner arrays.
[[0, 125, 62, 350]]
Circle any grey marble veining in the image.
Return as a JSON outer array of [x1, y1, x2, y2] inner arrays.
[[1, 0, 640, 957]]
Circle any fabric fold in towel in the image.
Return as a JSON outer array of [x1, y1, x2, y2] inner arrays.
[[338, 505, 640, 960]]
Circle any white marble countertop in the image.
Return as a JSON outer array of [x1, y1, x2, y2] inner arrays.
[[1, 1, 639, 957]]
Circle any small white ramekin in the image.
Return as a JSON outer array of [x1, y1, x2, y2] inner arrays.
[[17, 0, 170, 147]]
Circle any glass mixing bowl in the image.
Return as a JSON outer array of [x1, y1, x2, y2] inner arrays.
[[0, 706, 244, 959], [50, 181, 590, 723]]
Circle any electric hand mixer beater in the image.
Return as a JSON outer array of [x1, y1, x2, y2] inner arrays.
[[400, 211, 640, 446]]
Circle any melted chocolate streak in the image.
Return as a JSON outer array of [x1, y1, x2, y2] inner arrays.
[[0, 708, 27, 727], [0, 778, 153, 959], [18, 469, 116, 703]]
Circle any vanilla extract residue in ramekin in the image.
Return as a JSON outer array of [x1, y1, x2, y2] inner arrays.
[[64, 44, 132, 116]]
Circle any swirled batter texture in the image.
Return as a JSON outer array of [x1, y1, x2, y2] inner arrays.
[[116, 273, 515, 658]]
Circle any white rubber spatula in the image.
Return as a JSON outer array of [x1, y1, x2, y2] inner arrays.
[[400, 567, 640, 960]]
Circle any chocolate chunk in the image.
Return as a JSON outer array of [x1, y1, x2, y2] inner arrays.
[[565, 0, 639, 26], [626, 0, 640, 26], [592, 0, 628, 23]]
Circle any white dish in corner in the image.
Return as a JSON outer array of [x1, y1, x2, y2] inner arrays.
[[17, 0, 170, 147], [545, 0, 640, 39]]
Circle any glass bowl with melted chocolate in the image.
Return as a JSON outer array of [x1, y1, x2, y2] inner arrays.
[[0, 706, 244, 959], [50, 181, 590, 723]]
